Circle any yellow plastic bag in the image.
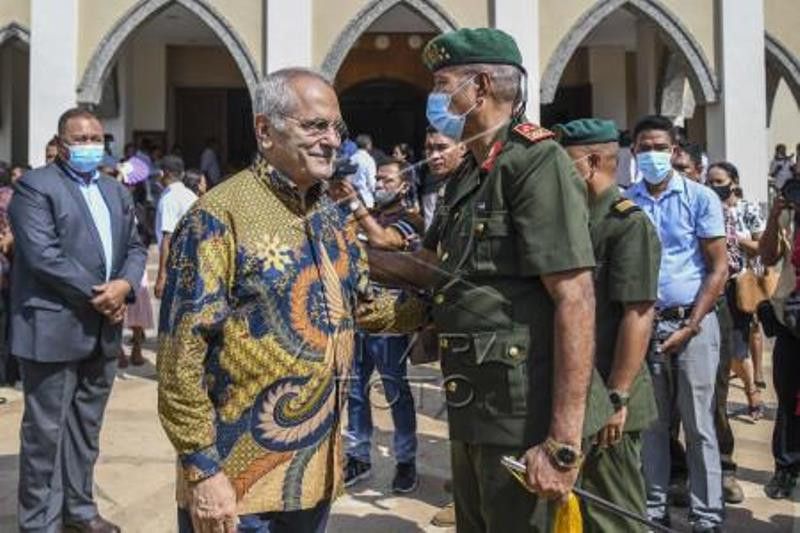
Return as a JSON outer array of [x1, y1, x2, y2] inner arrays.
[[553, 492, 583, 533]]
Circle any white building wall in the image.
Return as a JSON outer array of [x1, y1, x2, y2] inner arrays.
[[131, 37, 166, 132], [768, 78, 800, 154], [266, 0, 312, 73], [29, 0, 77, 167], [493, 0, 540, 122], [589, 46, 628, 128], [707, 0, 769, 206]]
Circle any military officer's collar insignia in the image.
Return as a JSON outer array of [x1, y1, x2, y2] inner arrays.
[[480, 140, 505, 174], [611, 198, 641, 217], [512, 123, 555, 144]]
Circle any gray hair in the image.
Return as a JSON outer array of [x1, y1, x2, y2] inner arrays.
[[254, 68, 332, 129], [451, 63, 524, 106]]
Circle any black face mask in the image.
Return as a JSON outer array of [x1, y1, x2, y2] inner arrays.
[[711, 184, 733, 202]]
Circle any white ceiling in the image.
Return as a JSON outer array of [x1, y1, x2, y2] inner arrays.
[[133, 3, 220, 45], [366, 3, 438, 33], [583, 8, 639, 51]]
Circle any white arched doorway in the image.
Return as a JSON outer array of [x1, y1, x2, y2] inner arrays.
[[76, 0, 260, 173], [540, 0, 717, 140], [324, 0, 457, 156]]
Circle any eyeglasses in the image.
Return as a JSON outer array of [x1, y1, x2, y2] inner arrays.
[[279, 114, 349, 140]]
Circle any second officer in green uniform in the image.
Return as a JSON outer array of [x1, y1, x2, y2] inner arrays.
[[556, 119, 661, 532]]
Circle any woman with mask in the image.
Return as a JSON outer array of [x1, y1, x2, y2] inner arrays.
[[707, 162, 765, 420]]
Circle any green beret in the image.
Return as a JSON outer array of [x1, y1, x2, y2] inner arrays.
[[422, 28, 524, 72], [553, 119, 619, 146]]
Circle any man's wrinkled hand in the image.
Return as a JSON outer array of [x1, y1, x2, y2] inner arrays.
[[521, 444, 578, 503], [189, 472, 238, 533], [91, 279, 132, 317], [596, 406, 627, 448], [660, 327, 694, 355]]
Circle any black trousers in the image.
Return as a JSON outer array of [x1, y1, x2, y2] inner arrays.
[[772, 325, 800, 472], [17, 352, 117, 533]]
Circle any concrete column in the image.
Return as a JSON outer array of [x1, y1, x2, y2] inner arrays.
[[636, 21, 658, 118], [589, 47, 628, 128], [492, 0, 540, 122], [29, 0, 78, 167], [706, 0, 768, 205], [265, 0, 312, 73]]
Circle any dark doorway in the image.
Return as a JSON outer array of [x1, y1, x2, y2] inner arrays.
[[540, 84, 593, 128], [174, 87, 256, 173], [339, 79, 428, 157]]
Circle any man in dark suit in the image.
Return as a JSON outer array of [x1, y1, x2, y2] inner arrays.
[[9, 108, 146, 533]]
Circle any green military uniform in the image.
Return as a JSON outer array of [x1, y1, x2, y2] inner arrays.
[[555, 119, 661, 532], [420, 30, 613, 533]]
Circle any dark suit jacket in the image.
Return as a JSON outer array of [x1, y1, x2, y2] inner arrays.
[[8, 163, 147, 362]]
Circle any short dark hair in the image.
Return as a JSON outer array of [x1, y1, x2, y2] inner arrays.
[[393, 143, 415, 162], [159, 155, 185, 176], [633, 115, 676, 144], [680, 142, 704, 168], [355, 134, 372, 149], [707, 161, 740, 184], [183, 169, 205, 195], [57, 107, 99, 136], [376, 155, 411, 183]]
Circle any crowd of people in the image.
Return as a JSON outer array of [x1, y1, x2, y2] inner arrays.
[[0, 26, 799, 533]]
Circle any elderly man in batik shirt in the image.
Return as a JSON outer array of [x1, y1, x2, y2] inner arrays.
[[157, 68, 420, 533]]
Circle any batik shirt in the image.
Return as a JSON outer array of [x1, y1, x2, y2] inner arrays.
[[157, 158, 372, 514]]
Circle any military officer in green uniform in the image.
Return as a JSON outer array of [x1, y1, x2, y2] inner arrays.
[[555, 119, 661, 532], [364, 29, 612, 532]]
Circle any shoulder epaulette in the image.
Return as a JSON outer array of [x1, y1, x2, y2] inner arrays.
[[512, 123, 555, 144], [611, 197, 641, 218]]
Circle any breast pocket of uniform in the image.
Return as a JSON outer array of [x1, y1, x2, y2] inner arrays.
[[439, 327, 530, 416], [462, 210, 514, 274]]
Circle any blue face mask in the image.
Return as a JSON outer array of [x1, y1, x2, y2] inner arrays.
[[66, 143, 105, 174], [637, 151, 673, 185], [426, 76, 478, 141]]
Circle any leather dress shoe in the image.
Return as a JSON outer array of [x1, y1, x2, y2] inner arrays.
[[63, 515, 121, 533]]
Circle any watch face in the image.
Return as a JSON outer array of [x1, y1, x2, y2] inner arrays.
[[556, 447, 577, 466]]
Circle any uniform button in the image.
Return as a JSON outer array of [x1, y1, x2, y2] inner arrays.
[[441, 252, 449, 262], [508, 346, 521, 358], [447, 381, 458, 393], [475, 223, 486, 236], [434, 293, 445, 305]]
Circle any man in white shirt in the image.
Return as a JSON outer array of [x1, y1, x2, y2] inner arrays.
[[154, 155, 197, 298], [349, 134, 377, 208]]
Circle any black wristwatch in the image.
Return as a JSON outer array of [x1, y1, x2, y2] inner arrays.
[[543, 437, 583, 471], [609, 390, 630, 412]]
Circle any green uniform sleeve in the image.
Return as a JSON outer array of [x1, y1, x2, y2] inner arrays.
[[608, 213, 661, 303], [506, 141, 596, 275]]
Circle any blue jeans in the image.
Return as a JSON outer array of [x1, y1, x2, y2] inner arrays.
[[178, 500, 330, 533], [643, 312, 724, 529], [346, 333, 417, 464]]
